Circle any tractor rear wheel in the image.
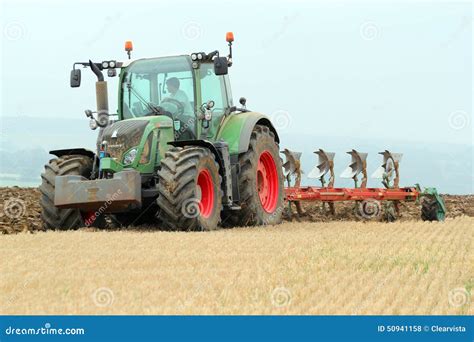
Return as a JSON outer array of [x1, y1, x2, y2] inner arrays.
[[421, 196, 443, 221], [156, 146, 222, 231], [39, 155, 105, 229], [223, 125, 284, 227]]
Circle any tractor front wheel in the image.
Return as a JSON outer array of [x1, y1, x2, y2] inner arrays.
[[156, 147, 222, 231], [39, 155, 105, 229]]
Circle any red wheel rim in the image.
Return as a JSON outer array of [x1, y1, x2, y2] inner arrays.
[[197, 169, 214, 218], [257, 150, 279, 213]]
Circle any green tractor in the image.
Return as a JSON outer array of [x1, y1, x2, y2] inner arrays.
[[39, 33, 284, 231]]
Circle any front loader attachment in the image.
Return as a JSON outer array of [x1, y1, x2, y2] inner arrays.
[[340, 149, 368, 188], [308, 149, 335, 187]]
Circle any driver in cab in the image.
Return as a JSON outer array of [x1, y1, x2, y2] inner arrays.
[[164, 77, 193, 118]]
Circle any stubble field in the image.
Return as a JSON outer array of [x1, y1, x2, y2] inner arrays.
[[1, 211, 472, 315]]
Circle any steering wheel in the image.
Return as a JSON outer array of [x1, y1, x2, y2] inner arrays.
[[161, 98, 185, 117]]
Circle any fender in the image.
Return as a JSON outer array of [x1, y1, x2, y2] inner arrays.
[[217, 112, 280, 155], [49, 148, 96, 160], [168, 139, 236, 205], [168, 140, 225, 178]]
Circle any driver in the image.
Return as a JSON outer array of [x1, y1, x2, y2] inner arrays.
[[164, 77, 193, 118]]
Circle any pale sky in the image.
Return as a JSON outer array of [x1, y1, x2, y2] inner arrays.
[[1, 0, 472, 146]]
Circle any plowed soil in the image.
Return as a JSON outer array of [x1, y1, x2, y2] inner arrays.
[[1, 187, 473, 234]]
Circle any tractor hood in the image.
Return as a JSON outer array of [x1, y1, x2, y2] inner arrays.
[[101, 119, 149, 163], [99, 116, 174, 168]]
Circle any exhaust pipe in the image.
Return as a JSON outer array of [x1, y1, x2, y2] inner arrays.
[[89, 60, 109, 127]]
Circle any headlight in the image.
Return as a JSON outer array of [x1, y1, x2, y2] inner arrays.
[[102, 61, 109, 69], [89, 119, 98, 130], [123, 147, 138, 165], [109, 61, 116, 68], [197, 53, 203, 60], [191, 53, 197, 61]]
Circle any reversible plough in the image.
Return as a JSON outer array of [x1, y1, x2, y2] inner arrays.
[[281, 149, 446, 222]]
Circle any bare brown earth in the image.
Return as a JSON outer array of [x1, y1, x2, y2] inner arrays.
[[0, 187, 473, 234]]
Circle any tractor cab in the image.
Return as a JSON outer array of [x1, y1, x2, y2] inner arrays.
[[119, 54, 233, 141]]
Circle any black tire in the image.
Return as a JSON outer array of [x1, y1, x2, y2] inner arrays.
[[222, 125, 284, 227], [421, 196, 441, 221], [156, 146, 222, 231], [39, 155, 105, 229]]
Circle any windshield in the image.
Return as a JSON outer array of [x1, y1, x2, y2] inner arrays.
[[121, 56, 195, 123]]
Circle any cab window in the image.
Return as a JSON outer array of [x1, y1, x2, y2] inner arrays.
[[199, 63, 230, 137]]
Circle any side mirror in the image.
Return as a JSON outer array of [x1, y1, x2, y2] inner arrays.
[[214, 57, 228, 76], [239, 97, 247, 107], [70, 69, 81, 88]]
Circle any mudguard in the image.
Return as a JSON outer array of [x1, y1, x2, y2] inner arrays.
[[50, 148, 96, 159], [217, 112, 280, 155]]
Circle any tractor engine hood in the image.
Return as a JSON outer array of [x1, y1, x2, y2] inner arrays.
[[100, 119, 149, 164]]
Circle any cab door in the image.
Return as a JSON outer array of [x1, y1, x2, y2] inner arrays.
[[198, 63, 232, 139]]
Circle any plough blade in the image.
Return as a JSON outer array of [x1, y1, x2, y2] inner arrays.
[[371, 150, 402, 178], [308, 149, 335, 187], [281, 149, 302, 176], [340, 149, 367, 178], [372, 150, 402, 188], [308, 149, 335, 179], [281, 148, 302, 187], [340, 149, 368, 188]]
